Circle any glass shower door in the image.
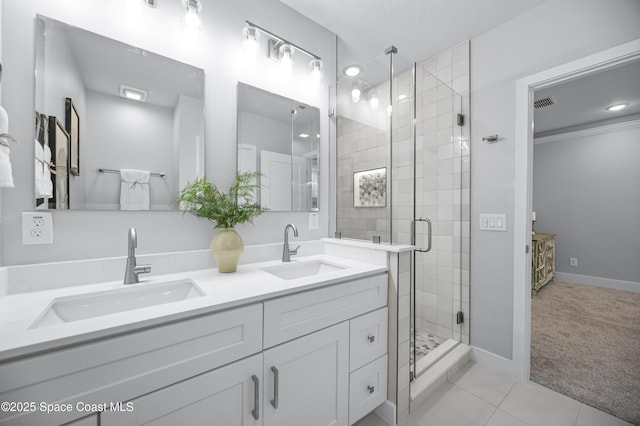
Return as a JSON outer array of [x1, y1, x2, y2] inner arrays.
[[409, 61, 467, 380]]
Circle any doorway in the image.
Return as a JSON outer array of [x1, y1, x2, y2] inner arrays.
[[513, 39, 640, 383]]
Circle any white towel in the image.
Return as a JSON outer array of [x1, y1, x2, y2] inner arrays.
[[0, 106, 14, 188], [34, 140, 54, 197], [120, 168, 150, 210], [42, 143, 53, 196]]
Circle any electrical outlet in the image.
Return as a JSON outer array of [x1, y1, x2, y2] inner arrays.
[[569, 257, 578, 267], [22, 212, 53, 245]]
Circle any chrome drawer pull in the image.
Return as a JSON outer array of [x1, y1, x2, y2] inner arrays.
[[367, 385, 375, 394], [367, 335, 375, 343], [251, 375, 259, 420], [271, 366, 279, 409]]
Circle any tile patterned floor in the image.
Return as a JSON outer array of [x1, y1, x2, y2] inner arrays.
[[410, 329, 445, 364], [354, 363, 633, 426]]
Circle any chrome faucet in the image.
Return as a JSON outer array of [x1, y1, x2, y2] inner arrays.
[[282, 223, 300, 262], [124, 227, 151, 284]]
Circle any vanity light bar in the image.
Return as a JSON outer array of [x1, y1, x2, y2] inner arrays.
[[244, 20, 322, 61]]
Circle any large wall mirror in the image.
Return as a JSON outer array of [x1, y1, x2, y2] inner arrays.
[[34, 15, 205, 210], [237, 83, 319, 212]]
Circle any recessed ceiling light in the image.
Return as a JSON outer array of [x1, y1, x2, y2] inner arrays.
[[605, 103, 629, 111], [120, 84, 147, 102], [298, 133, 309, 138], [344, 65, 362, 77]]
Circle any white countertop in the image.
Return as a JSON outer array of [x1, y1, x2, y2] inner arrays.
[[0, 254, 386, 362]]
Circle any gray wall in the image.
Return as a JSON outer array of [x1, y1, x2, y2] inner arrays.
[[470, 0, 640, 359], [533, 123, 640, 284], [1, 0, 335, 266]]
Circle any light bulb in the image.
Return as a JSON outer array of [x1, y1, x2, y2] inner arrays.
[[310, 59, 322, 80], [243, 26, 260, 58], [351, 88, 361, 103], [279, 44, 294, 75], [183, 0, 201, 29], [370, 97, 379, 110], [310, 59, 323, 88]]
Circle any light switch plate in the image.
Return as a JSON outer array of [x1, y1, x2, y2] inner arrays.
[[479, 214, 507, 232], [308, 212, 319, 231]]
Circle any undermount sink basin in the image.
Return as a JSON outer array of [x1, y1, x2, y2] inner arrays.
[[261, 260, 348, 280], [31, 279, 204, 328]]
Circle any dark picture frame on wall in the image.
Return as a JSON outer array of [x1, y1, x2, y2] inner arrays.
[[65, 97, 80, 176], [353, 167, 387, 208], [48, 116, 70, 209]]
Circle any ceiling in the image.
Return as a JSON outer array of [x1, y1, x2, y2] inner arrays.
[[533, 59, 640, 137], [280, 0, 549, 66], [280, 0, 640, 136], [60, 19, 204, 109]]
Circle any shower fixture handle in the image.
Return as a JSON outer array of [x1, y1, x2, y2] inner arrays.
[[413, 217, 432, 253], [367, 335, 375, 343]]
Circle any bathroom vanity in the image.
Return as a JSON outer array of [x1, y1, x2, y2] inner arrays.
[[0, 242, 396, 426]]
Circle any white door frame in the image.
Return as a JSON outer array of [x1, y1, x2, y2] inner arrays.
[[512, 39, 640, 381]]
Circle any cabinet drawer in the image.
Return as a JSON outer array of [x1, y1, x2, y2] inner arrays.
[[0, 304, 263, 426], [263, 274, 387, 348], [348, 355, 388, 425], [349, 307, 388, 372]]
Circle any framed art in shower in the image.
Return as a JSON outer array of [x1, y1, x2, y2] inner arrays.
[[353, 167, 386, 207], [48, 116, 70, 209], [65, 97, 80, 176]]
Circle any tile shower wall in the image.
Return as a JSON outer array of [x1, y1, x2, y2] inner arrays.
[[336, 115, 390, 241], [411, 41, 470, 345], [336, 42, 470, 344]]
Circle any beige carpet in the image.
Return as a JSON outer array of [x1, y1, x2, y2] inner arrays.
[[531, 280, 640, 425]]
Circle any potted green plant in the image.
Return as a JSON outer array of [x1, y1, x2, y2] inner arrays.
[[177, 172, 265, 272]]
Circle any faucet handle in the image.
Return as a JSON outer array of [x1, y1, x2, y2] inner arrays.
[[290, 245, 300, 255], [135, 264, 152, 275]]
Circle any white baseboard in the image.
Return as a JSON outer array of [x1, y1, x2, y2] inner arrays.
[[555, 272, 640, 293], [471, 346, 525, 380], [374, 400, 396, 426]]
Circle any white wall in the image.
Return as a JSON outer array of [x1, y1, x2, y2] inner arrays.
[[176, 95, 205, 192], [238, 111, 290, 155], [83, 90, 175, 209], [470, 0, 640, 359], [1, 0, 335, 266], [533, 122, 640, 285]]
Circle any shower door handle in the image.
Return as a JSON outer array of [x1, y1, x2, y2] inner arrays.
[[413, 217, 432, 253]]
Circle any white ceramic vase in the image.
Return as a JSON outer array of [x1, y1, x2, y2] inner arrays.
[[210, 228, 244, 273]]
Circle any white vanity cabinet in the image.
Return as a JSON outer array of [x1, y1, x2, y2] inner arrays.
[[263, 322, 350, 426], [63, 415, 98, 426], [0, 303, 263, 426], [102, 353, 264, 426], [2, 272, 388, 426], [261, 273, 387, 426]]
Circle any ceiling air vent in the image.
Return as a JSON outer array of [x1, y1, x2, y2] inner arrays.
[[534, 96, 556, 109]]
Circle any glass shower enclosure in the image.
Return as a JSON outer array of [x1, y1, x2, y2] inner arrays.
[[335, 47, 470, 386]]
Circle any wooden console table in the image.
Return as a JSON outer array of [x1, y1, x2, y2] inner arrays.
[[532, 233, 556, 295]]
